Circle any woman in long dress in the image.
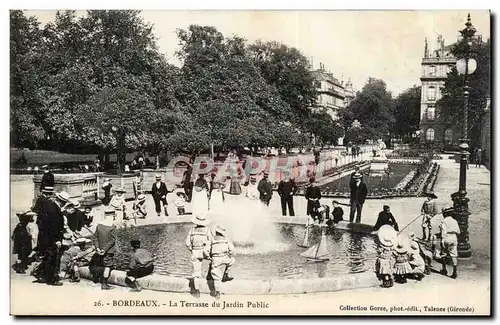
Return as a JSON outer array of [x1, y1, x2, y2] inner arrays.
[[191, 174, 210, 217], [209, 173, 225, 214]]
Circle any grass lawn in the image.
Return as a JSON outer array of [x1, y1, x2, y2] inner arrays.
[[320, 164, 416, 192]]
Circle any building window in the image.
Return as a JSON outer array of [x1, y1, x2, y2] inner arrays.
[[428, 87, 436, 101], [427, 106, 435, 121], [429, 65, 436, 76], [426, 128, 435, 142], [444, 129, 453, 142]]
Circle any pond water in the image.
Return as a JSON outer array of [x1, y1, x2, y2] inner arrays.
[[113, 223, 377, 280]]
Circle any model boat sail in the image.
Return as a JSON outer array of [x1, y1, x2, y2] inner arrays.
[[298, 217, 311, 248], [300, 228, 329, 261]]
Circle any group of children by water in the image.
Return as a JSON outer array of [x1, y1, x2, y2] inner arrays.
[[101, 176, 189, 221], [375, 198, 461, 288], [185, 214, 234, 299]]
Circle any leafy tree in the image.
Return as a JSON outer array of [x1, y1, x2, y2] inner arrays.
[[341, 77, 395, 143], [303, 110, 342, 146], [393, 85, 421, 139], [12, 10, 183, 159], [437, 38, 490, 150], [247, 40, 317, 126], [10, 10, 45, 148], [176, 25, 297, 152]]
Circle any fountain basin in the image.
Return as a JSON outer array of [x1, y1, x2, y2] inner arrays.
[[78, 267, 379, 295]]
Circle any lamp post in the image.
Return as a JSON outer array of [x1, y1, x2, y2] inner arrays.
[[452, 13, 478, 259], [112, 126, 126, 176]]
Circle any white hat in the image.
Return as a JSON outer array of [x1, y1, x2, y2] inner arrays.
[[191, 214, 210, 226], [214, 225, 227, 236], [70, 199, 81, 209], [115, 187, 126, 193], [377, 225, 397, 247], [352, 172, 362, 179], [55, 191, 71, 203], [75, 238, 87, 245]]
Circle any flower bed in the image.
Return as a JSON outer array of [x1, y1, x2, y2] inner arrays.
[[313, 158, 440, 199], [386, 149, 443, 160]]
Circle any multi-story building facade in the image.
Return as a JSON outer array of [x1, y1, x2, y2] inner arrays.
[[310, 62, 353, 121], [344, 78, 355, 107], [419, 35, 460, 144]]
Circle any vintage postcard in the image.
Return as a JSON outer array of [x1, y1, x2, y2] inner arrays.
[[9, 9, 491, 316]]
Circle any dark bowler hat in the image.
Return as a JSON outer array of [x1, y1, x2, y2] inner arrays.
[[442, 207, 454, 217], [425, 191, 438, 199], [383, 205, 390, 210], [130, 240, 141, 248]]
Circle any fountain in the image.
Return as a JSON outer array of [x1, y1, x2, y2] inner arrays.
[[109, 191, 378, 281], [369, 147, 389, 177], [207, 195, 290, 254]]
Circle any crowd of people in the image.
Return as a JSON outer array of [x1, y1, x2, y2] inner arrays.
[[11, 174, 155, 292], [12, 154, 461, 296]]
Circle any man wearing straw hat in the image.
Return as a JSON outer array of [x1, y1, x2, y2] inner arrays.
[[151, 174, 169, 217], [349, 172, 368, 223], [185, 214, 212, 298]]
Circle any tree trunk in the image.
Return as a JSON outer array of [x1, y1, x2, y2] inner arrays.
[[210, 142, 214, 159], [156, 154, 160, 170]]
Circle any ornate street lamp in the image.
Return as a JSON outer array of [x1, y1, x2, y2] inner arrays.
[[112, 125, 126, 176], [452, 13, 479, 258]]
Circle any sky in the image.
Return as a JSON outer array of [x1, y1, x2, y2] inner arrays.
[[25, 10, 490, 96]]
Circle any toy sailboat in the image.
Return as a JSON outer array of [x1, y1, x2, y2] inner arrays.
[[298, 217, 312, 248], [300, 227, 329, 262]]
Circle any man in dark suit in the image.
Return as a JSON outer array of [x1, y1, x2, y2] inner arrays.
[[257, 172, 273, 206], [151, 175, 169, 217], [40, 165, 55, 193], [277, 171, 297, 216], [31, 187, 65, 286], [349, 172, 368, 223], [305, 177, 322, 218]]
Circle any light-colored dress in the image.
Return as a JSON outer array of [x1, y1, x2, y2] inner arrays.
[[192, 188, 209, 217], [393, 251, 412, 275], [209, 183, 225, 214], [375, 246, 394, 276]]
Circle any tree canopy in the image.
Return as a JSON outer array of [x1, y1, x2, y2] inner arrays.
[[341, 77, 395, 143], [393, 85, 421, 138]]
